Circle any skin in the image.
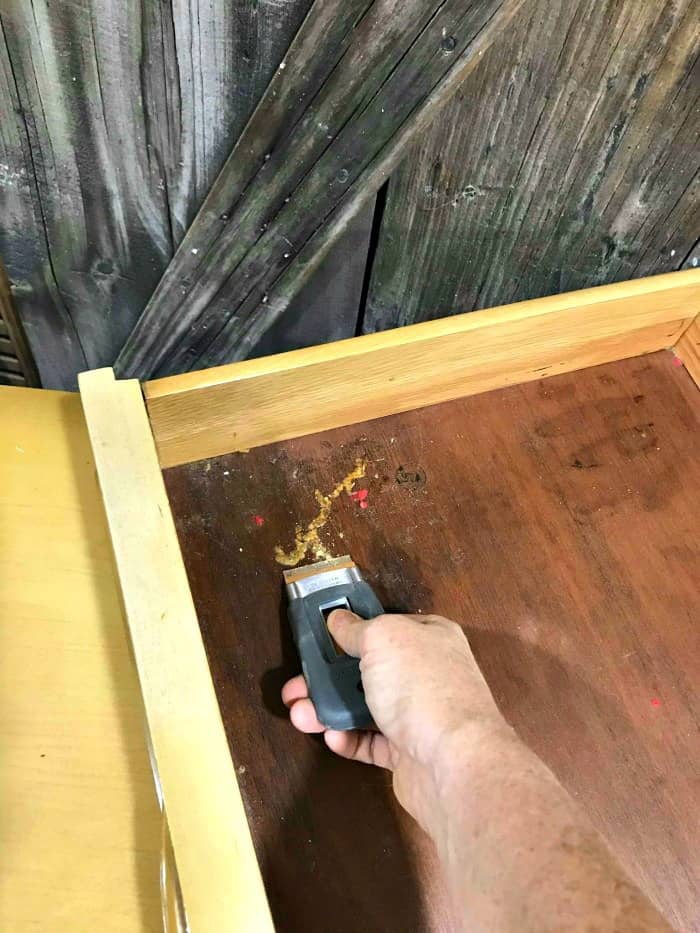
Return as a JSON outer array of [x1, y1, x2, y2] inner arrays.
[[282, 610, 672, 932]]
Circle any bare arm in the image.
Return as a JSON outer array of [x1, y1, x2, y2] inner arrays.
[[282, 611, 670, 932]]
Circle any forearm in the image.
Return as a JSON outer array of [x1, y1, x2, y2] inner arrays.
[[428, 722, 671, 932], [284, 611, 672, 929]]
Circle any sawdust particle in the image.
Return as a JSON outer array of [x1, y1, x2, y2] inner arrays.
[[274, 459, 367, 566]]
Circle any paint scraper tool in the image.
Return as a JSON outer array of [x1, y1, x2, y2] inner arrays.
[[283, 555, 383, 731]]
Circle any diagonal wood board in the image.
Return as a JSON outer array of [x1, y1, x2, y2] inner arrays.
[[115, 0, 526, 379]]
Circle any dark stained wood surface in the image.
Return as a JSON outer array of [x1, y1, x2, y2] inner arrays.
[[164, 352, 700, 931], [366, 0, 700, 334]]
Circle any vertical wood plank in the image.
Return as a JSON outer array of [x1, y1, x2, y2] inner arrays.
[[79, 367, 273, 933], [365, 0, 700, 332], [0, 0, 312, 387]]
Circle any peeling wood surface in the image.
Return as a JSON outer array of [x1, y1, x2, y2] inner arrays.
[[365, 0, 700, 332], [0, 0, 312, 387], [115, 0, 525, 379]]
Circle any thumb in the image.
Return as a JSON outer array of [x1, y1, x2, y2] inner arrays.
[[327, 609, 368, 657]]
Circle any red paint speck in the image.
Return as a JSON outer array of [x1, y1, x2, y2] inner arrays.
[[254, 515, 265, 526], [350, 488, 369, 506], [672, 356, 683, 367], [650, 697, 661, 708]]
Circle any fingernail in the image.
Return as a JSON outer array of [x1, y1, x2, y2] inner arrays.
[[327, 608, 356, 629]]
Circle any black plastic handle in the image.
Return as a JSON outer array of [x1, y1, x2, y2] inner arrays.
[[287, 579, 383, 731]]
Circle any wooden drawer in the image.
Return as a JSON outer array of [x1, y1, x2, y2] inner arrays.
[[78, 270, 700, 932]]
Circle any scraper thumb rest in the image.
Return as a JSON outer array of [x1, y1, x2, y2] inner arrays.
[[283, 556, 383, 731]]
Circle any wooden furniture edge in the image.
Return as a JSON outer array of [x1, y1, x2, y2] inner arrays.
[[144, 270, 700, 468], [674, 313, 700, 387], [78, 367, 274, 933]]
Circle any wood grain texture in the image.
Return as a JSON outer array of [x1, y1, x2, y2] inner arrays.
[[675, 315, 700, 388], [0, 386, 161, 930], [163, 351, 700, 931], [0, 0, 312, 387], [79, 368, 273, 933], [365, 0, 700, 333], [144, 270, 700, 468], [115, 0, 525, 378]]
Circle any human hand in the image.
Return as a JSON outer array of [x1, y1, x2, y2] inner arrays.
[[281, 611, 508, 833]]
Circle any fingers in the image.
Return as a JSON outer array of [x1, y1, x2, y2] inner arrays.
[[281, 672, 392, 768], [281, 676, 324, 732], [281, 674, 308, 707], [324, 729, 392, 769], [289, 698, 326, 733], [326, 608, 369, 657]]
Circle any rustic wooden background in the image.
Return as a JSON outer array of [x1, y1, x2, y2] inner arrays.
[[0, 0, 698, 389]]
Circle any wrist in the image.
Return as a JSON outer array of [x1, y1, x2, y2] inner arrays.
[[427, 715, 517, 845]]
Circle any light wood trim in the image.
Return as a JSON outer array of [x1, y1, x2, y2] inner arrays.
[[674, 314, 700, 388], [145, 270, 700, 468], [78, 368, 273, 933]]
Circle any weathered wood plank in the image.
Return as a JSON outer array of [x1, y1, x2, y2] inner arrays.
[[365, 0, 700, 332], [0, 17, 86, 387], [0, 0, 312, 387], [116, 0, 526, 378]]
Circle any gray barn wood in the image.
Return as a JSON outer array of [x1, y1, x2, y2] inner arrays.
[[115, 0, 525, 378], [0, 0, 313, 387], [364, 0, 700, 332]]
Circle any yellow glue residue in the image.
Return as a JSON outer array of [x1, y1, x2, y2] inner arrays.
[[274, 458, 366, 567]]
